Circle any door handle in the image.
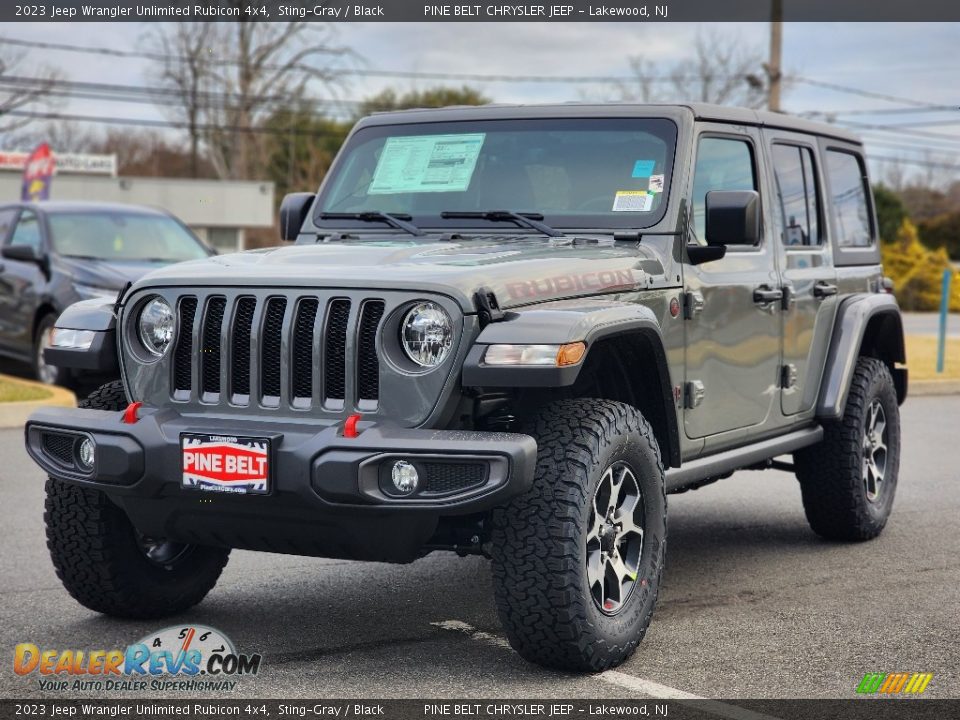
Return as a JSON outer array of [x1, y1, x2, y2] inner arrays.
[[753, 286, 784, 304], [813, 282, 838, 298]]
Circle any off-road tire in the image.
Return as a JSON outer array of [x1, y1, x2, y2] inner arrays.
[[794, 357, 901, 541], [490, 399, 667, 672], [44, 381, 230, 619]]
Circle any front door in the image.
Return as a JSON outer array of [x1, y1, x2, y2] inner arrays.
[[762, 131, 839, 416], [683, 127, 782, 441]]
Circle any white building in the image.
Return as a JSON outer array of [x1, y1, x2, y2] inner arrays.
[[0, 152, 276, 253]]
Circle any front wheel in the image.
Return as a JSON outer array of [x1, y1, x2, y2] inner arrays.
[[490, 399, 667, 672], [43, 380, 230, 619]]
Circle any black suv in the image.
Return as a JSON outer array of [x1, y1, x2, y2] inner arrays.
[[0, 201, 212, 385]]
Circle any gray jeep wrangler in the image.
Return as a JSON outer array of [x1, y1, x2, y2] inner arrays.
[[25, 103, 906, 672]]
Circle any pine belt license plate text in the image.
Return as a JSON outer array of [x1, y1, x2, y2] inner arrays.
[[181, 434, 270, 495]]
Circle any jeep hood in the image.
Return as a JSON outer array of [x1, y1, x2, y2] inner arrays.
[[131, 237, 669, 311]]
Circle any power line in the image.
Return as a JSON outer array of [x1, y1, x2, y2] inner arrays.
[[0, 75, 360, 119], [790, 77, 947, 110], [3, 109, 350, 138]]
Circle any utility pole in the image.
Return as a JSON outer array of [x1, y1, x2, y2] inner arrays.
[[767, 0, 783, 112]]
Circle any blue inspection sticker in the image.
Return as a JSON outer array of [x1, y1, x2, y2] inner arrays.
[[631, 159, 656, 178]]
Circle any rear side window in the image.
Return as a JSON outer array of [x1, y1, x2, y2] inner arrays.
[[825, 150, 873, 247], [772, 144, 821, 246], [691, 137, 757, 244]]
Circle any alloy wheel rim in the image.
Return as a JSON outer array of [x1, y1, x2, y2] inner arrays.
[[37, 327, 58, 385], [863, 399, 888, 503], [585, 461, 645, 616]]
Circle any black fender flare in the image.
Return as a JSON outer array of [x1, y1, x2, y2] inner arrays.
[[817, 293, 907, 420], [462, 302, 680, 467]]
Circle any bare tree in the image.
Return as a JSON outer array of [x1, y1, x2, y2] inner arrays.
[[142, 23, 213, 177], [0, 48, 61, 136], [144, 20, 355, 181], [616, 30, 769, 109]]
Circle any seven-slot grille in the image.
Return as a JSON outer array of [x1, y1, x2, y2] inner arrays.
[[170, 293, 387, 410]]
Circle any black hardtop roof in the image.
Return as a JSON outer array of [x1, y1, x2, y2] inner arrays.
[[356, 102, 861, 144]]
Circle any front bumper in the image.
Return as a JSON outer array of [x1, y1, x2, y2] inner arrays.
[[25, 407, 537, 562]]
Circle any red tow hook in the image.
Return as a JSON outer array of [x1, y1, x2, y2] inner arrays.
[[343, 413, 362, 438], [122, 402, 143, 425]]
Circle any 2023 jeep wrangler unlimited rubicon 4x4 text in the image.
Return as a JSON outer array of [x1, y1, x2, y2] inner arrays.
[[26, 104, 906, 672]]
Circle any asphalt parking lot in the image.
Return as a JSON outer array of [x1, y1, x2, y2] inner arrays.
[[1, 395, 957, 701]]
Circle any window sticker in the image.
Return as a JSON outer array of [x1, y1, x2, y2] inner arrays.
[[648, 174, 664, 193], [368, 133, 486, 194], [631, 159, 656, 178], [612, 190, 654, 212]]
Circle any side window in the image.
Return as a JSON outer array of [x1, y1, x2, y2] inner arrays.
[[691, 137, 757, 244], [771, 144, 821, 247], [0, 209, 17, 244], [9, 211, 43, 252], [825, 150, 873, 247]]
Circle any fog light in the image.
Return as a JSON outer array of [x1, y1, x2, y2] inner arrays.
[[77, 438, 95, 471], [391, 460, 419, 495]]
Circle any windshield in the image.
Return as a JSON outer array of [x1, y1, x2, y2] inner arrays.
[[316, 118, 677, 232], [48, 211, 209, 262]]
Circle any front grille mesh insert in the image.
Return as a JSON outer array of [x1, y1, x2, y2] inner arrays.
[[357, 301, 385, 402], [324, 299, 351, 403], [173, 297, 198, 393], [200, 297, 226, 396], [231, 297, 257, 398], [161, 292, 400, 413], [260, 298, 287, 399], [292, 299, 319, 401]]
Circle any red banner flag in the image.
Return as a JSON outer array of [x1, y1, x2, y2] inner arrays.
[[21, 143, 56, 201]]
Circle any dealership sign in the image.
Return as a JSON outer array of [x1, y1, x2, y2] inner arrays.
[[1, 150, 117, 177]]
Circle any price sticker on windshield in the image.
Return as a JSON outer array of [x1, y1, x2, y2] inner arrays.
[[612, 190, 654, 212]]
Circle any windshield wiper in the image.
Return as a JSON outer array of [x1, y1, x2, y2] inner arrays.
[[319, 211, 424, 237], [440, 210, 563, 237]]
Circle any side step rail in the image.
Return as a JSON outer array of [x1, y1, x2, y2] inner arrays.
[[665, 425, 823, 492]]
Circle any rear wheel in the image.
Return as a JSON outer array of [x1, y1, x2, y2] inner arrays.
[[44, 381, 230, 619], [490, 399, 667, 672], [794, 357, 901, 541]]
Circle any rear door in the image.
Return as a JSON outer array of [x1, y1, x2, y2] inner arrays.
[[0, 209, 46, 355], [762, 130, 839, 416], [683, 125, 782, 443]]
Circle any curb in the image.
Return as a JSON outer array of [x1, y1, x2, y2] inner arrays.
[[0, 376, 76, 429], [909, 379, 960, 397]]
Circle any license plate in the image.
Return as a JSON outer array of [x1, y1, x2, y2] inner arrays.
[[181, 433, 270, 495]]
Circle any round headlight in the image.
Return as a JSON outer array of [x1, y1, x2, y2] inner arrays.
[[401, 302, 453, 368], [138, 297, 175, 357]]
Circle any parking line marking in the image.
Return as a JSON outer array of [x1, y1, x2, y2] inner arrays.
[[432, 620, 781, 720], [596, 670, 702, 699]]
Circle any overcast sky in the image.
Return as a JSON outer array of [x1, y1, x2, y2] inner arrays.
[[4, 21, 959, 182]]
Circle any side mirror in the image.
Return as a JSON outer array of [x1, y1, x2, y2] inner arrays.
[[705, 190, 760, 246], [279, 193, 316, 242], [1, 244, 45, 264]]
